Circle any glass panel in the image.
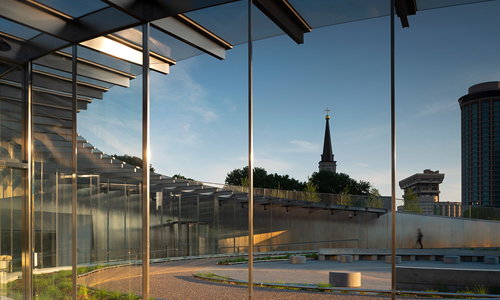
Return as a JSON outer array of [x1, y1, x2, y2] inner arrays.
[[0, 61, 23, 299], [77, 26, 143, 297], [0, 167, 22, 299], [35, 0, 108, 18], [0, 17, 40, 40], [32, 50, 74, 299]]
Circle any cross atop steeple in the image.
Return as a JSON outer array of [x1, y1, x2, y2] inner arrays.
[[325, 107, 330, 120]]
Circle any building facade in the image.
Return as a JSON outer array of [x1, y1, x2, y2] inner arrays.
[[319, 109, 337, 172], [399, 169, 445, 201], [459, 82, 500, 207]]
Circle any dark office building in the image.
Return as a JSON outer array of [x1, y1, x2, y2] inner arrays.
[[459, 82, 500, 207]]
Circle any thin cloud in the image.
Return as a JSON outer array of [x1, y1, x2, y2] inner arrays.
[[417, 101, 455, 118], [288, 140, 321, 153]]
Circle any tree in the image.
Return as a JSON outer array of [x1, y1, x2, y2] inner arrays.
[[462, 206, 499, 220], [225, 166, 305, 190], [173, 174, 194, 181], [303, 177, 320, 202], [402, 188, 422, 213], [113, 154, 155, 173], [225, 166, 269, 187], [341, 185, 352, 205], [366, 187, 383, 208], [433, 205, 442, 216], [310, 170, 370, 195]]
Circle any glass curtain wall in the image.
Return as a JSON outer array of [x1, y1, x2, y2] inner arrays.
[[0, 61, 24, 299], [76, 28, 144, 297]]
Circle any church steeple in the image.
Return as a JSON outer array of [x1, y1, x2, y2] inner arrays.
[[319, 108, 337, 173]]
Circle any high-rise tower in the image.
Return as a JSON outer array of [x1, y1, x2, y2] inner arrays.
[[459, 82, 500, 207], [319, 108, 337, 172]]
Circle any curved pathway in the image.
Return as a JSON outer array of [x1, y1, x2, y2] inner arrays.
[[79, 258, 428, 300]]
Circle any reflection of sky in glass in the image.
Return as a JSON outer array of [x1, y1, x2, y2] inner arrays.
[[0, 17, 40, 40], [36, 0, 108, 18]]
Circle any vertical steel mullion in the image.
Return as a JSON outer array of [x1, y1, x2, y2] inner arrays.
[[107, 177, 110, 263], [196, 195, 199, 256], [390, 1, 396, 299], [161, 188, 164, 257], [248, 0, 254, 298], [71, 44, 78, 300], [55, 170, 59, 267], [22, 60, 33, 300], [142, 21, 151, 300], [89, 177, 92, 264], [178, 194, 181, 256], [40, 161, 44, 268]]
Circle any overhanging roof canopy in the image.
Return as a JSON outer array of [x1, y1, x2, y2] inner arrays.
[[0, 0, 494, 66]]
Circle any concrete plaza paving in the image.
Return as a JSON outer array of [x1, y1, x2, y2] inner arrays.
[[200, 259, 500, 290]]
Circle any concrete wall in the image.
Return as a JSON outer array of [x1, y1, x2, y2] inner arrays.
[[218, 208, 500, 251]]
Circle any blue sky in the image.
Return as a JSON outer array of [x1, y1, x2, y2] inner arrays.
[[79, 1, 500, 202]]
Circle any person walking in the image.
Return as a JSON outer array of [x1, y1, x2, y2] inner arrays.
[[415, 228, 423, 249]]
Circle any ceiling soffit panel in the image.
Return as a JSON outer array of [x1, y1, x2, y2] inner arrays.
[[80, 37, 170, 74], [34, 53, 131, 87], [102, 0, 239, 22], [152, 15, 231, 60]]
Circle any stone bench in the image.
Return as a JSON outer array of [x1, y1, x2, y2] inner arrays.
[[444, 255, 460, 264], [338, 255, 353, 263], [289, 255, 306, 264], [484, 256, 499, 264], [397, 266, 500, 292], [385, 255, 402, 264], [329, 271, 361, 287]]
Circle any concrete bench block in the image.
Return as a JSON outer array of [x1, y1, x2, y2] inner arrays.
[[385, 256, 402, 264], [289, 255, 306, 264], [353, 255, 359, 261], [444, 255, 460, 264], [472, 256, 478, 263], [410, 255, 416, 261], [370, 255, 377, 261], [318, 255, 325, 261], [339, 255, 353, 263], [484, 256, 499, 264], [429, 255, 436, 261], [329, 271, 361, 287]]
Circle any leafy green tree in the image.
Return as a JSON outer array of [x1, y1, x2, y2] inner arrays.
[[433, 205, 442, 216], [173, 174, 194, 181], [225, 166, 305, 190], [310, 170, 370, 195], [225, 166, 269, 187], [402, 188, 422, 213], [462, 207, 499, 220], [303, 177, 320, 202], [113, 154, 155, 173], [341, 185, 352, 205], [270, 182, 286, 198], [365, 187, 383, 208]]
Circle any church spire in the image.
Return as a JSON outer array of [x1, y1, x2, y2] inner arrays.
[[319, 108, 337, 172]]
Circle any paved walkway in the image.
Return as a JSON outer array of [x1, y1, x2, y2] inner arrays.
[[200, 259, 500, 290], [77, 257, 500, 299]]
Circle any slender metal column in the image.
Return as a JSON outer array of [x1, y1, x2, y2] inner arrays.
[[71, 44, 78, 300], [56, 170, 59, 266], [41, 161, 44, 268], [248, 0, 254, 298], [142, 21, 151, 300], [390, 1, 396, 299], [107, 177, 110, 263], [22, 60, 33, 300]]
